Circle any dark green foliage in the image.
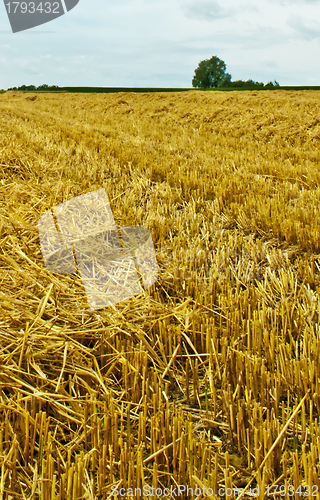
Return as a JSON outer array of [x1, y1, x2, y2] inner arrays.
[[192, 55, 232, 88], [264, 80, 280, 88], [192, 55, 282, 90], [6, 83, 320, 95], [7, 84, 59, 91], [225, 79, 264, 88], [6, 85, 194, 93], [58, 87, 193, 93]]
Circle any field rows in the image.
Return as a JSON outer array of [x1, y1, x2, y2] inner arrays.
[[0, 90, 320, 498]]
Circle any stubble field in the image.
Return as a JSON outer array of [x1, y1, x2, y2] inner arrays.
[[0, 89, 320, 498]]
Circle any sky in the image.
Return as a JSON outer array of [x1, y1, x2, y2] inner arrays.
[[0, 0, 320, 89]]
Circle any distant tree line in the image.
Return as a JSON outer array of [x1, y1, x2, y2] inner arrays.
[[192, 56, 280, 89], [224, 79, 280, 88], [7, 84, 59, 91]]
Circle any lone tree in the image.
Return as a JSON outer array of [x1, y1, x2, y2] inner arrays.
[[192, 55, 232, 88]]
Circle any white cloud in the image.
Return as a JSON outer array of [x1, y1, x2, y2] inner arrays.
[[287, 15, 320, 41], [182, 1, 235, 21], [180, 0, 259, 21], [0, 0, 319, 87]]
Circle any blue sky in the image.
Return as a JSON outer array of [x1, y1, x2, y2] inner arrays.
[[0, 0, 320, 89]]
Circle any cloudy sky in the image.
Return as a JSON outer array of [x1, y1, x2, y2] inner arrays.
[[0, 0, 319, 89]]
